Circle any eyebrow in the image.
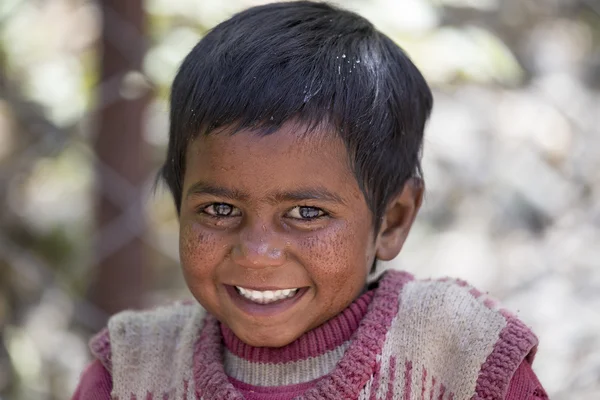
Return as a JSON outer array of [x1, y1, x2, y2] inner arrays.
[[186, 182, 346, 204], [186, 182, 249, 201], [270, 188, 346, 205]]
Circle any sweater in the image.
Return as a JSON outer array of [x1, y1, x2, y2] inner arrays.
[[220, 289, 376, 398], [73, 270, 548, 399]]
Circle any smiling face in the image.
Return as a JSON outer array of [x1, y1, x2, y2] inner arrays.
[[178, 121, 419, 347]]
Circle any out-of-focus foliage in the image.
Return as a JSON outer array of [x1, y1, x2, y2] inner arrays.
[[0, 0, 599, 399]]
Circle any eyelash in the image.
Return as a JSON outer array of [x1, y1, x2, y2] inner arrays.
[[199, 203, 328, 221], [201, 203, 240, 218]]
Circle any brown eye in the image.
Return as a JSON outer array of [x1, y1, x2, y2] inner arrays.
[[203, 203, 241, 217], [287, 206, 326, 220]]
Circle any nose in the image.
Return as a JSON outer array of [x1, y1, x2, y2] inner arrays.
[[231, 222, 287, 269]]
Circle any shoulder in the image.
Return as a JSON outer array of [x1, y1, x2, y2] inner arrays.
[[71, 360, 112, 400], [399, 274, 539, 365], [89, 301, 205, 367], [106, 300, 205, 344], [401, 275, 538, 349], [385, 270, 511, 321], [381, 270, 539, 400], [507, 361, 549, 400], [88, 301, 206, 399]]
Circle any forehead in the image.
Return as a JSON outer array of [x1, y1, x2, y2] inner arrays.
[[183, 122, 362, 200]]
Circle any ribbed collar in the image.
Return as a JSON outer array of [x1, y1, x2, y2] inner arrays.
[[192, 270, 414, 400], [220, 289, 375, 364]]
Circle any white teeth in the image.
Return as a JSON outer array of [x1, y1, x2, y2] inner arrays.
[[235, 286, 299, 304]]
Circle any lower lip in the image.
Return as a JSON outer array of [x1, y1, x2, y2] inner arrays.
[[225, 285, 308, 317]]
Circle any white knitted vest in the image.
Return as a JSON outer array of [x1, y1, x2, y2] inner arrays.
[[356, 279, 530, 399], [104, 302, 205, 399], [91, 272, 537, 400]]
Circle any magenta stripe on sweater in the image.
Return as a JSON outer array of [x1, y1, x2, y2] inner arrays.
[[403, 360, 413, 400], [368, 361, 382, 400], [182, 379, 188, 400], [220, 290, 375, 363], [483, 298, 497, 309], [453, 279, 469, 287], [386, 356, 396, 400], [438, 384, 446, 400], [228, 375, 320, 399], [421, 367, 427, 400]]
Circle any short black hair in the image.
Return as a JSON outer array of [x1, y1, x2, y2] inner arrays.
[[162, 0, 433, 231]]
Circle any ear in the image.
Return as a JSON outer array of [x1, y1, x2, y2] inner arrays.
[[375, 178, 424, 261]]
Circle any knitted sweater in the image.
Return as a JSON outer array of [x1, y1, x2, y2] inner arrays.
[[73, 270, 547, 399]]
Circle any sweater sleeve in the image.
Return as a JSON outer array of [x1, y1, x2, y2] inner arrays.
[[71, 360, 113, 400], [505, 360, 548, 400]]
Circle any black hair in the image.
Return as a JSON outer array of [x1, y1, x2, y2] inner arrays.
[[162, 0, 433, 232]]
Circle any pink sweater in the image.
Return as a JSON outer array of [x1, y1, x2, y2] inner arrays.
[[73, 358, 545, 399], [73, 271, 548, 399]]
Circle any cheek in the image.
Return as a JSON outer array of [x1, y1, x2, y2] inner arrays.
[[298, 220, 371, 289], [179, 221, 226, 280]]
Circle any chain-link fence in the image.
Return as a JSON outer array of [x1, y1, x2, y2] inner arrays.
[[1, 0, 599, 399]]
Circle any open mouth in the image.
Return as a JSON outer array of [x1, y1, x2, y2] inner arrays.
[[225, 284, 308, 316], [235, 286, 299, 304]]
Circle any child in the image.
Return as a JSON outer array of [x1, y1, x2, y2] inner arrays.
[[73, 1, 547, 399]]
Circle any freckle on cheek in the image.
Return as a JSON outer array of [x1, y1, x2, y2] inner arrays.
[[302, 236, 344, 277], [180, 223, 218, 266]]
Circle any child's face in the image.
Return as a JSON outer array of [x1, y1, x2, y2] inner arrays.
[[179, 122, 395, 347]]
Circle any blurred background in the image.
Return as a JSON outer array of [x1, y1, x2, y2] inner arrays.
[[0, 0, 599, 398]]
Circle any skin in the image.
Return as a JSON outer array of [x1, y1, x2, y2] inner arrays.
[[179, 120, 423, 347]]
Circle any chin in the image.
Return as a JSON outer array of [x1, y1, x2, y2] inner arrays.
[[238, 326, 301, 348]]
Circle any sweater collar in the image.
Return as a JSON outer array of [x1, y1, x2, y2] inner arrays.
[[192, 269, 414, 399], [219, 289, 375, 365]]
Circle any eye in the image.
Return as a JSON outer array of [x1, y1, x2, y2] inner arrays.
[[286, 206, 326, 220], [202, 203, 241, 217]]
